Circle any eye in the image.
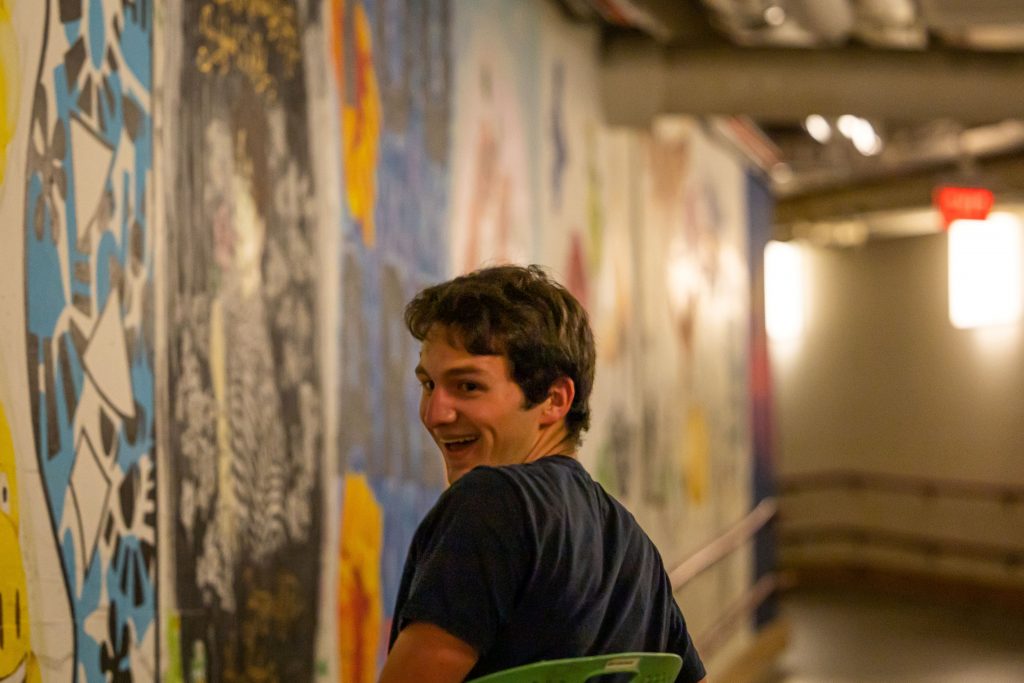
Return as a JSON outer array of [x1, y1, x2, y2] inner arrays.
[[418, 378, 435, 392], [0, 472, 9, 515], [459, 381, 482, 393]]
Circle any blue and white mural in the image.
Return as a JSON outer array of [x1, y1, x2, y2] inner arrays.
[[23, 0, 156, 679]]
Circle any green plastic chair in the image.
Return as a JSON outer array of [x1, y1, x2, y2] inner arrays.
[[466, 652, 683, 683]]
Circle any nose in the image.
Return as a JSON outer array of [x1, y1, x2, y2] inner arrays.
[[421, 388, 457, 428]]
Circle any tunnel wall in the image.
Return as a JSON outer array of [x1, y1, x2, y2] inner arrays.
[[774, 231, 1024, 592], [0, 1, 764, 680]]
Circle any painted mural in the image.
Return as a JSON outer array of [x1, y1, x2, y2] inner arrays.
[[0, 0, 17, 187], [22, 0, 157, 680], [0, 1, 765, 679], [165, 1, 322, 680], [537, 5, 602, 307], [0, 400, 40, 683], [746, 172, 778, 625], [584, 131, 644, 501], [634, 122, 754, 646], [533, 8, 646, 501], [449, 0, 538, 273], [332, 1, 451, 678]]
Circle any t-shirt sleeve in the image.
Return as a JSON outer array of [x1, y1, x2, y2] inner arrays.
[[394, 468, 531, 657], [675, 627, 706, 682], [669, 600, 706, 683]]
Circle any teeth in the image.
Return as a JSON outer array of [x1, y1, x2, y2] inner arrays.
[[444, 437, 476, 445]]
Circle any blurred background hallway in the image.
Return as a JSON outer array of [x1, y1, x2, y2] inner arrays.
[[766, 585, 1024, 683]]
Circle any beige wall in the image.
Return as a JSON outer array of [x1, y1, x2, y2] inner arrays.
[[773, 226, 1024, 584]]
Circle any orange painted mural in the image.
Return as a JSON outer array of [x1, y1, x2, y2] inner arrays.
[[334, 1, 451, 680], [332, 0, 381, 248], [337, 473, 383, 683]]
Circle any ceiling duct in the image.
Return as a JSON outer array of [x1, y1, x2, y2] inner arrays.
[[602, 36, 1024, 126], [786, 0, 855, 44]]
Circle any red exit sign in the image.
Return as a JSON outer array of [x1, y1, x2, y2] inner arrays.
[[934, 186, 994, 229]]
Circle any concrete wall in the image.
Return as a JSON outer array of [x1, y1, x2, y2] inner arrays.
[[774, 227, 1024, 587]]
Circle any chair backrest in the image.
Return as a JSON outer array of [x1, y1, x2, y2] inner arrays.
[[466, 652, 683, 683]]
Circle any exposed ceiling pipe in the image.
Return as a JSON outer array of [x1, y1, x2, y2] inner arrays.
[[774, 152, 1024, 235], [601, 36, 1024, 126], [918, 0, 1024, 28], [787, 0, 855, 44], [858, 0, 916, 27]]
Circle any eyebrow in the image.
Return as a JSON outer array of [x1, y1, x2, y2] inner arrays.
[[414, 364, 490, 380]]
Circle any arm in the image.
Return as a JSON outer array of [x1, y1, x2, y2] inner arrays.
[[379, 622, 479, 683]]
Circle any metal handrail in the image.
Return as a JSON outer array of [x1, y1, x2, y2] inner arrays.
[[662, 497, 780, 659], [669, 497, 777, 591], [781, 469, 1024, 504], [781, 524, 1024, 567], [694, 574, 779, 658]]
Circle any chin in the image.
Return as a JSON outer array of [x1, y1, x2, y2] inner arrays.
[[448, 458, 486, 483], [444, 466, 465, 486]]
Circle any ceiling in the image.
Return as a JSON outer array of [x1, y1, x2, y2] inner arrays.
[[556, 0, 1024, 242]]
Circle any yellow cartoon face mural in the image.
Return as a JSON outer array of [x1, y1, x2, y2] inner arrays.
[[0, 402, 40, 683], [0, 0, 18, 187]]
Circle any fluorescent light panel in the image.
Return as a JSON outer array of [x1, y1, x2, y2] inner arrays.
[[765, 240, 805, 341], [948, 214, 1023, 329]]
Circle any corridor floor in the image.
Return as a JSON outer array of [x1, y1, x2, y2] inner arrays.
[[763, 585, 1024, 683]]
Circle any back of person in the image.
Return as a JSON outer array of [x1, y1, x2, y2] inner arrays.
[[382, 265, 705, 683], [389, 456, 703, 681]]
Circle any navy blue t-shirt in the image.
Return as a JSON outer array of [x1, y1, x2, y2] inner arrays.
[[388, 456, 706, 682]]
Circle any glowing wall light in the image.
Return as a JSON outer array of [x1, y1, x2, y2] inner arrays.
[[948, 213, 1023, 329], [764, 240, 805, 341]]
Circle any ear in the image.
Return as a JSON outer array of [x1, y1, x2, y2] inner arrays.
[[539, 376, 575, 426]]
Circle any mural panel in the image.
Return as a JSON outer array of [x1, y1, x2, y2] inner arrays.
[[584, 131, 644, 501], [746, 171, 778, 625], [22, 0, 156, 679], [0, 400, 41, 683], [633, 120, 752, 563], [332, 0, 451, 679], [534, 8, 646, 500], [0, 0, 17, 187], [449, 0, 538, 273], [537, 5, 602, 304], [166, 1, 322, 680], [0, 0, 763, 678]]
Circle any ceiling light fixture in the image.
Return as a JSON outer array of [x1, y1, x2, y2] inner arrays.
[[836, 114, 864, 138], [852, 130, 883, 156], [948, 213, 1023, 329], [764, 5, 786, 27], [764, 240, 806, 341], [836, 115, 883, 156], [804, 114, 832, 143]]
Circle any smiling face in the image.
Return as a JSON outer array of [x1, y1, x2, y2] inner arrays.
[[1, 402, 33, 679], [416, 326, 570, 484]]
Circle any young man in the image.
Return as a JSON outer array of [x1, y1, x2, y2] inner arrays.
[[380, 265, 706, 683]]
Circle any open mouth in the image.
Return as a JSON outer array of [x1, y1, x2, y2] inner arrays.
[[441, 436, 478, 454]]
